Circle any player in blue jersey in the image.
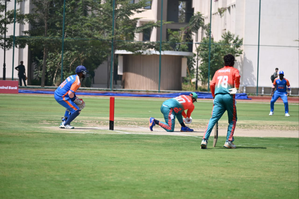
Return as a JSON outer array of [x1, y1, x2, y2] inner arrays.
[[54, 65, 87, 129], [269, 71, 291, 117], [149, 93, 197, 132]]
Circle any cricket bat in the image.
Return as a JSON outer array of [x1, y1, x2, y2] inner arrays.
[[213, 122, 218, 147]]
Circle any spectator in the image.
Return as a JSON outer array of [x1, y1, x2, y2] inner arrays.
[[270, 68, 279, 83], [15, 61, 27, 86]]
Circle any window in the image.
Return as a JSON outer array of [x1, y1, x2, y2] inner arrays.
[[144, 1, 151, 9], [143, 28, 152, 41], [178, 1, 186, 23], [130, 0, 151, 9]]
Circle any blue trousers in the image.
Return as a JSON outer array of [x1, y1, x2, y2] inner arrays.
[[270, 91, 289, 113], [54, 94, 80, 125], [203, 94, 237, 142], [54, 94, 79, 114]]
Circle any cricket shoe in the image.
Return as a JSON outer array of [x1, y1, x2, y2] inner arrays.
[[223, 141, 236, 149], [285, 113, 290, 117], [201, 139, 208, 149], [269, 111, 274, 116], [65, 124, 74, 129], [181, 126, 194, 132], [59, 121, 66, 128], [149, 117, 155, 131]]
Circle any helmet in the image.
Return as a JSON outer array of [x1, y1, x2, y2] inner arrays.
[[279, 71, 284, 75], [190, 92, 198, 102], [75, 65, 87, 75]]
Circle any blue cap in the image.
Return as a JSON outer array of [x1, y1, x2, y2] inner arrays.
[[75, 65, 87, 75], [279, 71, 284, 75]]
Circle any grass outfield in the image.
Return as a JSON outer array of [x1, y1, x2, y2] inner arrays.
[[0, 94, 298, 199]]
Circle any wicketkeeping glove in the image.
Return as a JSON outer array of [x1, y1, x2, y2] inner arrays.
[[183, 117, 192, 124], [74, 98, 85, 110]]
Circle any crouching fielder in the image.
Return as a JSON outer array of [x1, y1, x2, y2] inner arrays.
[[149, 92, 198, 132], [54, 65, 87, 129]]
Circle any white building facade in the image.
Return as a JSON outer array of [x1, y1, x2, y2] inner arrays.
[[195, 0, 298, 94], [132, 0, 299, 93], [0, 1, 30, 81]]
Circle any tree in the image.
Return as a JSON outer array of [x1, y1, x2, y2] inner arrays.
[[87, 0, 161, 88], [164, 12, 205, 87], [0, 0, 25, 50], [22, 0, 109, 86], [17, 0, 162, 87], [23, 0, 64, 87], [197, 30, 243, 85]]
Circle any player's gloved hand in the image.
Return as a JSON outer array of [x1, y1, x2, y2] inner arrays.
[[74, 97, 82, 105], [183, 117, 192, 124], [229, 88, 238, 95], [74, 98, 85, 110]]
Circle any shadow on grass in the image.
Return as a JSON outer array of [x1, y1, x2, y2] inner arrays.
[[235, 146, 267, 149], [213, 147, 267, 149]]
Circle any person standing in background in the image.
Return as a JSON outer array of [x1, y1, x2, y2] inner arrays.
[[15, 61, 27, 86], [271, 68, 279, 83]]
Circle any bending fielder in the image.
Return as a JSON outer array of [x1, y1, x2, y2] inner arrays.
[[149, 92, 198, 132], [54, 65, 87, 129]]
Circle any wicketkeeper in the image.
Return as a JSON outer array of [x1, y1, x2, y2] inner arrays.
[[54, 65, 87, 129], [149, 92, 197, 132]]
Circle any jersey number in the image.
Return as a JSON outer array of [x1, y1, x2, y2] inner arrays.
[[174, 96, 186, 104], [217, 76, 228, 88]]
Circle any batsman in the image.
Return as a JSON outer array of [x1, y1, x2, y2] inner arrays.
[[149, 92, 197, 132], [201, 54, 240, 149], [54, 65, 87, 129]]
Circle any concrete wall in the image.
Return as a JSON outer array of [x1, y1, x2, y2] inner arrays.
[[241, 0, 298, 89]]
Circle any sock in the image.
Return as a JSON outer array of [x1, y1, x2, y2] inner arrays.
[[154, 119, 159, 125]]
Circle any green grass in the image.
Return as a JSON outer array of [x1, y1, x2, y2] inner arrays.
[[0, 94, 298, 199]]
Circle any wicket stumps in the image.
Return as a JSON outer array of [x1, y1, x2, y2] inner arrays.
[[109, 97, 115, 130]]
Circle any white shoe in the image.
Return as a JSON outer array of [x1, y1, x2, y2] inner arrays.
[[65, 124, 74, 129], [223, 141, 236, 149], [269, 112, 274, 116], [285, 113, 290, 117], [201, 139, 208, 149], [59, 121, 65, 128]]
